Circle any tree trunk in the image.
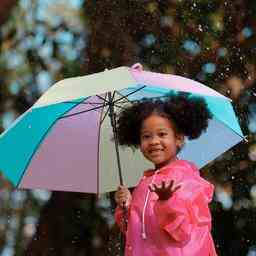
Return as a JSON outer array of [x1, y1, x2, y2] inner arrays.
[[0, 0, 18, 25]]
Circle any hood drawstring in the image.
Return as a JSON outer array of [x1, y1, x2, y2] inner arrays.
[[142, 170, 159, 240]]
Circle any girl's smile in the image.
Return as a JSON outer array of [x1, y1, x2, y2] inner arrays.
[[139, 114, 184, 169]]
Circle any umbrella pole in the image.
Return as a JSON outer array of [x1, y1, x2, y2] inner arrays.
[[108, 92, 127, 255], [107, 92, 124, 186]]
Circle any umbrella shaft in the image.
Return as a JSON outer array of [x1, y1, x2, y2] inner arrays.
[[108, 92, 124, 186]]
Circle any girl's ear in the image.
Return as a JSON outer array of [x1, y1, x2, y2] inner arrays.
[[176, 134, 185, 148]]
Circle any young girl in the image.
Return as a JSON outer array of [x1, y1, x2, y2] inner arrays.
[[114, 93, 217, 256]]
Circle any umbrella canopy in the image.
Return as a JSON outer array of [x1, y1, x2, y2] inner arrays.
[[0, 64, 244, 193]]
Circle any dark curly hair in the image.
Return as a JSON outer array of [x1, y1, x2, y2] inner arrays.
[[116, 92, 213, 148]]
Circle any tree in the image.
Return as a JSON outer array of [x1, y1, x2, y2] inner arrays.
[[0, 0, 18, 25], [0, 1, 256, 255]]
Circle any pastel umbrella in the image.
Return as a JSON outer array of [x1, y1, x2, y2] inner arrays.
[[0, 63, 244, 193]]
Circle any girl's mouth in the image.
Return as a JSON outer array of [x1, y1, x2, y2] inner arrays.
[[149, 149, 163, 154]]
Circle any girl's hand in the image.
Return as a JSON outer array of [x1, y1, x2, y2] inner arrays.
[[115, 185, 132, 208], [149, 180, 181, 200]]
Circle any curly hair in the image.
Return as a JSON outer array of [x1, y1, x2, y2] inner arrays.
[[116, 92, 213, 148]]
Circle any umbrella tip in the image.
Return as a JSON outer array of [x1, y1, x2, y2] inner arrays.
[[243, 135, 249, 143], [131, 63, 143, 71]]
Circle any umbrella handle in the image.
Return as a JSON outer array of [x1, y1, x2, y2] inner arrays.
[[122, 202, 128, 231]]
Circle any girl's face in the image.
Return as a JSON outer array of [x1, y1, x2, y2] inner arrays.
[[139, 114, 184, 169]]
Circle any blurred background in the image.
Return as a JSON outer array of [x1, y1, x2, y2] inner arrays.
[[0, 0, 256, 255]]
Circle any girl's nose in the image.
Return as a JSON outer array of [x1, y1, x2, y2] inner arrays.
[[149, 136, 160, 145]]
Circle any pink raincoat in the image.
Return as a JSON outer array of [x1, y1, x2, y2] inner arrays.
[[115, 159, 217, 256]]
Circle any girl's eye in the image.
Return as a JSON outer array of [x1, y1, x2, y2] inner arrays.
[[141, 134, 151, 140], [159, 132, 167, 137]]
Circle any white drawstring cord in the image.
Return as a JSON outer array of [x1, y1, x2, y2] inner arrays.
[[141, 188, 150, 239], [142, 170, 159, 239]]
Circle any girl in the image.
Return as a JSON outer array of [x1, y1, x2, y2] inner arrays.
[[114, 93, 217, 256]]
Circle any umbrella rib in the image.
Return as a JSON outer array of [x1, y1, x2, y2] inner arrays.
[[114, 94, 175, 104], [214, 117, 246, 141], [96, 94, 111, 105], [64, 101, 104, 105], [99, 94, 110, 125], [59, 105, 104, 119], [100, 106, 110, 126], [114, 91, 133, 104], [113, 86, 146, 104], [100, 93, 127, 125], [112, 91, 116, 102]]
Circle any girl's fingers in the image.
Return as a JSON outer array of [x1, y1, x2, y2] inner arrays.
[[172, 184, 181, 193], [153, 183, 159, 191], [150, 181, 180, 193], [165, 180, 174, 190], [118, 185, 127, 191]]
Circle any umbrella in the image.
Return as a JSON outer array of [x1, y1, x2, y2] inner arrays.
[[0, 63, 245, 193]]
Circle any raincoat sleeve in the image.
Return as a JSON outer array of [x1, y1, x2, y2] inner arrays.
[[154, 173, 214, 245], [115, 206, 130, 233]]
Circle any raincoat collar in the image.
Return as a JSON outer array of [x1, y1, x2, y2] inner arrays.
[[143, 159, 185, 177]]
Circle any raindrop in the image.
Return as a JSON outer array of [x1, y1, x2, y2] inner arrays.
[[202, 63, 216, 74], [215, 188, 233, 209], [248, 144, 256, 161], [142, 34, 156, 47], [161, 16, 173, 27], [190, 2, 197, 10], [92, 236, 102, 247], [9, 83, 21, 95], [183, 40, 201, 55], [248, 106, 256, 133], [37, 71, 52, 94], [2, 112, 16, 130], [242, 27, 253, 38], [76, 210, 81, 219], [218, 47, 228, 57], [23, 223, 36, 237], [32, 189, 51, 201]]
